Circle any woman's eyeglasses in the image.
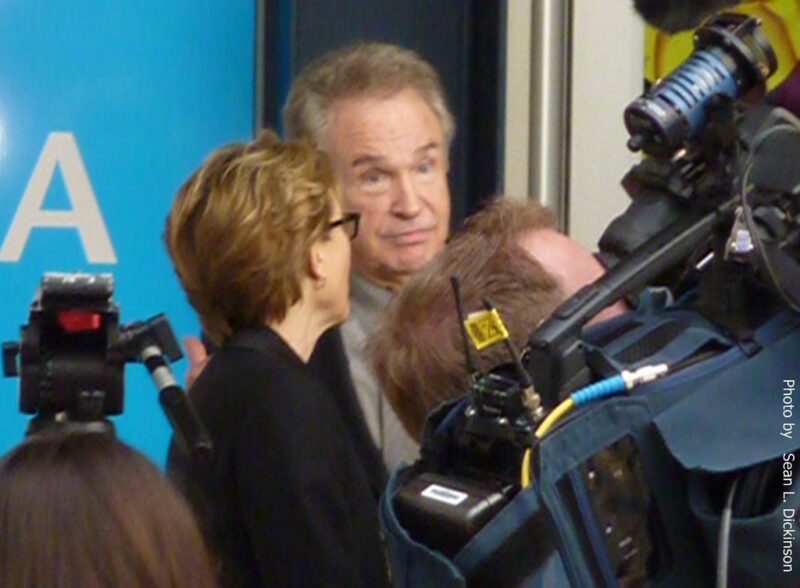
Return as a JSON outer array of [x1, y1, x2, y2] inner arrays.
[[328, 212, 360, 240]]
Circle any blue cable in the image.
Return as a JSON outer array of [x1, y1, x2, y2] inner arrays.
[[571, 375, 626, 405]]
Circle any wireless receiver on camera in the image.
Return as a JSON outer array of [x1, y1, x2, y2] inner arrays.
[[2, 272, 212, 461]]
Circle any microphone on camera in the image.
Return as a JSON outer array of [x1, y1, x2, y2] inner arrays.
[[632, 0, 741, 33]]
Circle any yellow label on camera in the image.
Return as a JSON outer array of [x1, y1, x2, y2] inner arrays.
[[464, 308, 509, 351]]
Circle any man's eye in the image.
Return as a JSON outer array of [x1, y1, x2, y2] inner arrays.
[[360, 169, 392, 194], [417, 160, 434, 174], [361, 169, 386, 184]]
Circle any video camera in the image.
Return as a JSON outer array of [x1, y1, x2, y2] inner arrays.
[[385, 12, 800, 588], [2, 272, 211, 459]]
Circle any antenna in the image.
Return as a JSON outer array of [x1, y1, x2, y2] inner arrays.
[[451, 276, 480, 378], [481, 297, 542, 419]]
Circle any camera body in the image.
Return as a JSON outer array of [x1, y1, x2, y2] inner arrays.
[[3, 273, 124, 424]]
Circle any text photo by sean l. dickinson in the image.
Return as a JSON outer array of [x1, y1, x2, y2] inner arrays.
[[782, 378, 797, 575]]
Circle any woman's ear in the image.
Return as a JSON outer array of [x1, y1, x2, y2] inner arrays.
[[308, 240, 326, 281]]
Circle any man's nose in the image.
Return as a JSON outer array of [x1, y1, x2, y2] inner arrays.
[[391, 173, 422, 218]]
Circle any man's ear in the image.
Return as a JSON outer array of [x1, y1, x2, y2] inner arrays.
[[308, 240, 326, 281]]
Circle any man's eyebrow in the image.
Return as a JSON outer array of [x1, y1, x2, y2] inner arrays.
[[415, 141, 440, 155], [351, 154, 385, 168], [351, 142, 441, 168]]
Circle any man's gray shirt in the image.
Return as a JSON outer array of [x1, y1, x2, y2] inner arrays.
[[340, 272, 420, 474]]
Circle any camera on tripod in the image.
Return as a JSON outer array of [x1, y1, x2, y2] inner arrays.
[[2, 272, 211, 459]]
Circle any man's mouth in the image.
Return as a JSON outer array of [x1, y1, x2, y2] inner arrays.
[[383, 227, 435, 246]]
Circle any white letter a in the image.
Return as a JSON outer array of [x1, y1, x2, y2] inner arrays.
[[0, 132, 117, 263]]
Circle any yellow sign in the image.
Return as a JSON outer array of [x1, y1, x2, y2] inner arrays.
[[464, 308, 510, 351]]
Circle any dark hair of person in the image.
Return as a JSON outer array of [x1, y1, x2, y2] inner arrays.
[[0, 431, 217, 588]]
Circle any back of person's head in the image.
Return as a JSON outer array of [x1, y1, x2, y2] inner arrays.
[[283, 41, 455, 148], [0, 431, 216, 588], [370, 198, 565, 440], [165, 129, 340, 346], [463, 195, 557, 239]]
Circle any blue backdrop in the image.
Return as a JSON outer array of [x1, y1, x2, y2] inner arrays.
[[0, 2, 255, 463]]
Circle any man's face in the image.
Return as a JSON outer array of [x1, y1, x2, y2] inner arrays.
[[323, 88, 451, 291]]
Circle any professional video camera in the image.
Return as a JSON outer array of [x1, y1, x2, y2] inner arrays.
[[2, 272, 211, 459], [532, 11, 800, 401], [383, 12, 800, 588]]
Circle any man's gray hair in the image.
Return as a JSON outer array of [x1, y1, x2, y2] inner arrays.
[[283, 42, 455, 148]]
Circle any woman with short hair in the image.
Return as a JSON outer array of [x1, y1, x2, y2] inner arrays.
[[165, 130, 388, 587]]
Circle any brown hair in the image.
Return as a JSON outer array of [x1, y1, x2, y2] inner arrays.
[[464, 195, 557, 239], [0, 432, 216, 588], [165, 129, 340, 345], [370, 198, 564, 440], [283, 42, 455, 148]]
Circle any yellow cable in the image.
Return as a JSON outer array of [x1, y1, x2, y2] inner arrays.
[[520, 397, 577, 488], [535, 397, 576, 439], [521, 448, 532, 487]]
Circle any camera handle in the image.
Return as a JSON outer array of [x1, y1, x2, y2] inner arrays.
[[116, 315, 213, 462], [526, 196, 737, 407], [527, 95, 747, 407]]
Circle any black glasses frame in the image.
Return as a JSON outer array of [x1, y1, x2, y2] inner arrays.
[[328, 212, 360, 240]]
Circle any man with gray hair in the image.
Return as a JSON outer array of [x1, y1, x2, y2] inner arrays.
[[282, 43, 454, 472]]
